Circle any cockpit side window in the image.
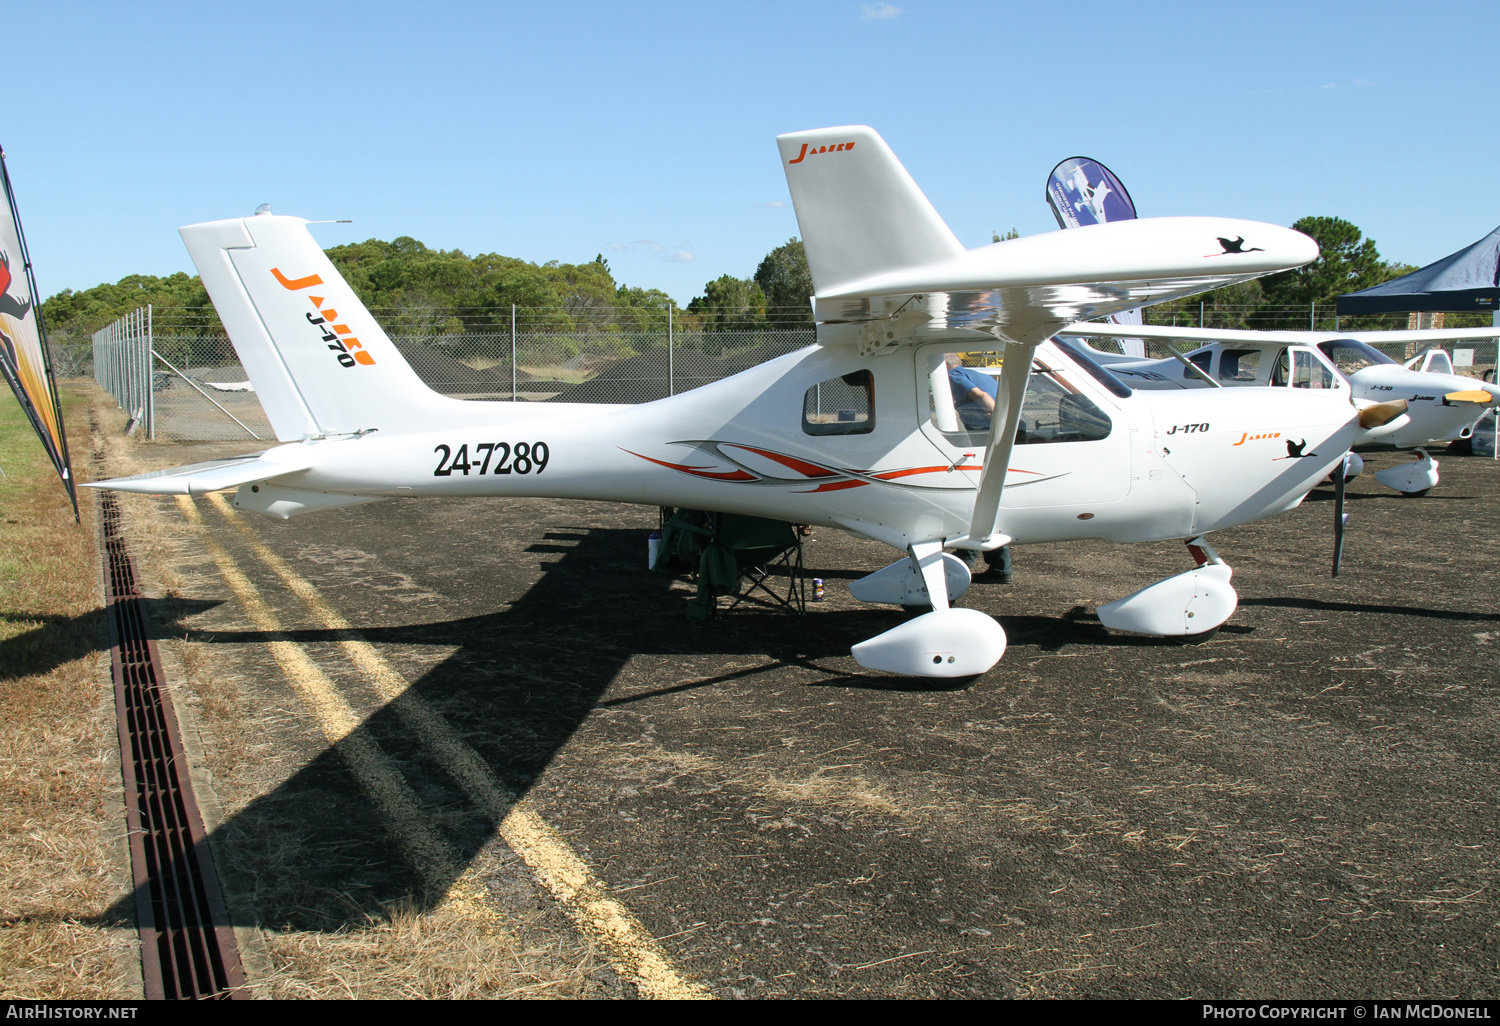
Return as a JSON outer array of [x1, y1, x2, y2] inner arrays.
[[803, 370, 875, 435], [1187, 351, 1212, 380], [928, 350, 1112, 445], [1050, 336, 1134, 397], [1291, 349, 1335, 389]]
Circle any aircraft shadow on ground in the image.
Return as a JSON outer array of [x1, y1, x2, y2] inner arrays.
[[103, 525, 1231, 932], [1238, 595, 1500, 623], [108, 526, 1143, 932]]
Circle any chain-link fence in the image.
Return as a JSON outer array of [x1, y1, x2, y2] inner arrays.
[[90, 305, 816, 441], [88, 303, 1500, 442]]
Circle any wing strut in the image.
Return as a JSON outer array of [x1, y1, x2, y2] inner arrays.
[[1160, 344, 1223, 388], [957, 341, 1035, 549]]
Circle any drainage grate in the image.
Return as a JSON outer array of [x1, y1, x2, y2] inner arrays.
[[100, 487, 246, 999]]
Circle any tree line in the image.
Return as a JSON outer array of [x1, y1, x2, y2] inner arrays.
[[39, 215, 1481, 348]]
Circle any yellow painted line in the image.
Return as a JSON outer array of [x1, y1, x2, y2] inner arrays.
[[202, 492, 711, 1000], [174, 495, 463, 895]]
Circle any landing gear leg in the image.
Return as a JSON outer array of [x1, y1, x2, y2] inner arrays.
[[850, 539, 1008, 677]]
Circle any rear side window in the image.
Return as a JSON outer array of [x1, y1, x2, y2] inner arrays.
[[804, 370, 875, 435], [1219, 348, 1262, 382]]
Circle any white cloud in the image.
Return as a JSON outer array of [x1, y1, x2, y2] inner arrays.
[[761, 200, 787, 208], [861, 3, 901, 20], [612, 240, 694, 262], [1354, 78, 1377, 87]]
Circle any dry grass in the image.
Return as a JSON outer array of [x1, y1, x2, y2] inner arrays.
[[0, 384, 136, 999], [261, 900, 606, 1000]]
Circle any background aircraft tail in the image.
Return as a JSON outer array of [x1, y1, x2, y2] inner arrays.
[[777, 126, 966, 297], [180, 213, 464, 441]]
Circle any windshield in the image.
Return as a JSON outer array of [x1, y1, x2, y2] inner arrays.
[[1050, 336, 1134, 397], [1316, 338, 1397, 375]]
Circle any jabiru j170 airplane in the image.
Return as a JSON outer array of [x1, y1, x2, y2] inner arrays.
[[87, 127, 1361, 680]]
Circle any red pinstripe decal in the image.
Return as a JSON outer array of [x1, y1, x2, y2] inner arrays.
[[623, 449, 758, 481], [723, 444, 839, 478], [797, 480, 869, 493]]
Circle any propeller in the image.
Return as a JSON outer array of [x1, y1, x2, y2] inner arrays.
[[1358, 399, 1409, 430], [1332, 453, 1350, 577], [1443, 389, 1499, 406]]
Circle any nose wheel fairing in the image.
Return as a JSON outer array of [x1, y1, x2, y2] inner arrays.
[[1373, 449, 1439, 495], [1097, 536, 1239, 638]]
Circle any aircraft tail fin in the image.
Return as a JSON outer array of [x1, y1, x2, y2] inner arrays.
[[180, 213, 455, 441], [777, 126, 965, 297]]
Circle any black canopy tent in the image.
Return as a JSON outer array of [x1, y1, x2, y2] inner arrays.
[[1337, 224, 1500, 316]]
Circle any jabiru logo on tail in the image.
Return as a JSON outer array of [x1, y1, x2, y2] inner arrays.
[[788, 140, 857, 164], [271, 266, 375, 368]]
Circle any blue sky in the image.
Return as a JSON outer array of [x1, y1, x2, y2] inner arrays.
[[5, 1, 1496, 305]]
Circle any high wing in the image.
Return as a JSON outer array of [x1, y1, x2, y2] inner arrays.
[[1060, 321, 1500, 347], [779, 128, 1317, 353]]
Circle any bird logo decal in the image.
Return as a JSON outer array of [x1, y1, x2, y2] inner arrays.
[[1206, 236, 1266, 257], [1273, 438, 1318, 460]]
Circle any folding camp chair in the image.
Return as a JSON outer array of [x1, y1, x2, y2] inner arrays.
[[654, 508, 806, 621]]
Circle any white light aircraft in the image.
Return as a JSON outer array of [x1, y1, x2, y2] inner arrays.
[[1044, 154, 1500, 496], [1060, 322, 1500, 495], [88, 127, 1361, 679]]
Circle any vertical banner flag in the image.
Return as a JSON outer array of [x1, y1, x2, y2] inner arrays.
[[0, 145, 77, 516], [1045, 157, 1146, 356]]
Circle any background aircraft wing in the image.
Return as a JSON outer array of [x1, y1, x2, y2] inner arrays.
[[1060, 322, 1500, 347]]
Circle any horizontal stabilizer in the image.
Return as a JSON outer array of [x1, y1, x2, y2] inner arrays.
[[82, 451, 316, 495]]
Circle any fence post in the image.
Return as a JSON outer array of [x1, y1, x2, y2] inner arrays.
[[511, 304, 517, 403], [668, 304, 674, 397], [1310, 301, 1315, 331], [146, 304, 155, 440]]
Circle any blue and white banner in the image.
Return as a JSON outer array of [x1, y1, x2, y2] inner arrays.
[[1046, 157, 1144, 353], [1045, 157, 1138, 229]]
